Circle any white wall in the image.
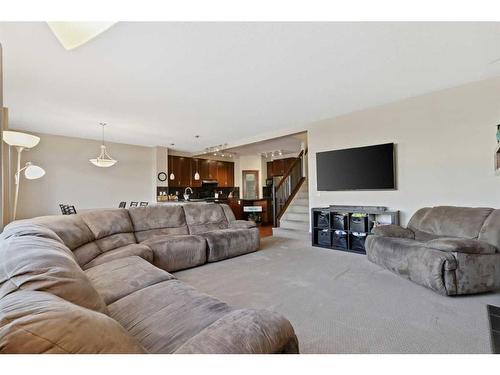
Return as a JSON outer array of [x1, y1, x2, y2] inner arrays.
[[308, 77, 500, 225], [14, 132, 155, 219]]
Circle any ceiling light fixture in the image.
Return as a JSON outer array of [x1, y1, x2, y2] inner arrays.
[[47, 22, 117, 50], [89, 122, 117, 168]]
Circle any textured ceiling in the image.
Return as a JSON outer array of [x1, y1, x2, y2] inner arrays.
[[1, 22, 500, 152]]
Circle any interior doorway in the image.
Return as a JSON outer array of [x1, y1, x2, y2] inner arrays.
[[242, 170, 259, 199]]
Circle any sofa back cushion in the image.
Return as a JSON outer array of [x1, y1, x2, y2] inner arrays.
[[14, 215, 95, 250], [478, 209, 500, 250], [183, 204, 229, 235], [80, 209, 136, 252], [220, 204, 236, 222], [0, 232, 107, 314], [129, 205, 189, 242], [408, 206, 493, 240], [0, 291, 145, 354]]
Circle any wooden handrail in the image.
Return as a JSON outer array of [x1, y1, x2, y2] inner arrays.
[[275, 148, 306, 190]]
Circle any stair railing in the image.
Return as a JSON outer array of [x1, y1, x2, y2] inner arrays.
[[273, 149, 307, 227]]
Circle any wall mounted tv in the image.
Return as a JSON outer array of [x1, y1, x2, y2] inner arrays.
[[316, 143, 396, 191]]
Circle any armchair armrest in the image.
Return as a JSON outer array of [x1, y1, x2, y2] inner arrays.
[[228, 220, 257, 229], [372, 225, 415, 239], [174, 309, 299, 354], [424, 238, 497, 254]]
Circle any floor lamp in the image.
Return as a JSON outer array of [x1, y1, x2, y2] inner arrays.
[[2, 131, 45, 220]]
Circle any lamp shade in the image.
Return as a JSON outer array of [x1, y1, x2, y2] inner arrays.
[[24, 164, 45, 179], [89, 158, 117, 168], [3, 131, 40, 148]]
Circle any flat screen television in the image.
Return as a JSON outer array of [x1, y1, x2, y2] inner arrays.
[[316, 143, 395, 191]]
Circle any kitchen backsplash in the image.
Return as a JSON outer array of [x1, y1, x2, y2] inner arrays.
[[157, 186, 239, 200]]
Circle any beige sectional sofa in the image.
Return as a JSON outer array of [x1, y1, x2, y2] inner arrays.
[[0, 203, 299, 354]]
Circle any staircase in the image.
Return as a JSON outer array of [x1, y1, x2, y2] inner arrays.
[[278, 182, 310, 232]]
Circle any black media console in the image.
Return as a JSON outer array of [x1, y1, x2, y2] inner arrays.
[[311, 205, 400, 254]]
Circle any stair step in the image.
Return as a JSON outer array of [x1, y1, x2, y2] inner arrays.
[[282, 212, 309, 222], [288, 205, 309, 214], [291, 198, 309, 206], [296, 192, 309, 199], [280, 219, 310, 231]]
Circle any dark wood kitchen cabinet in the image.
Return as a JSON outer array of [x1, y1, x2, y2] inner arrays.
[[267, 162, 273, 179], [169, 156, 235, 187], [216, 161, 235, 187], [267, 157, 297, 178], [208, 160, 218, 180], [168, 155, 191, 187], [217, 161, 227, 187]]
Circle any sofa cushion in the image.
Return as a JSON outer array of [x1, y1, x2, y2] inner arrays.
[[85, 256, 174, 305], [143, 235, 206, 272], [365, 235, 458, 295], [0, 291, 145, 354], [1, 222, 64, 244], [80, 209, 136, 251], [424, 237, 497, 254], [11, 215, 95, 250], [72, 241, 102, 268], [202, 227, 260, 262], [229, 220, 257, 229], [408, 206, 493, 239], [0, 235, 107, 314], [108, 280, 233, 353], [183, 203, 229, 234], [372, 224, 414, 239], [175, 309, 299, 354], [129, 205, 189, 242], [220, 203, 236, 221], [82, 243, 153, 270], [479, 209, 500, 250]]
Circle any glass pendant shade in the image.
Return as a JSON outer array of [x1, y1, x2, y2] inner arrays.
[[194, 171, 200, 180], [90, 123, 117, 167], [2, 131, 40, 148], [90, 145, 117, 168], [169, 172, 175, 180]]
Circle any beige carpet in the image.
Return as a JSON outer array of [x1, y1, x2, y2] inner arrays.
[[174, 231, 500, 353]]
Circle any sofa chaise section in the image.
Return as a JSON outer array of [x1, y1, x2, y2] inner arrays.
[[365, 206, 500, 295]]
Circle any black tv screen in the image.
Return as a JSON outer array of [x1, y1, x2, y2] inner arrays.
[[316, 143, 395, 191]]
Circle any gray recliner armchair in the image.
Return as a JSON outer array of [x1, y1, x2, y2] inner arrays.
[[365, 206, 500, 295]]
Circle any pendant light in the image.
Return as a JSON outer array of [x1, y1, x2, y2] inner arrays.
[[193, 158, 200, 181], [168, 152, 175, 180], [89, 122, 117, 167], [193, 135, 200, 180]]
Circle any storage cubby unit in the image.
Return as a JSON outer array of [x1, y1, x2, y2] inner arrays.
[[311, 206, 400, 254]]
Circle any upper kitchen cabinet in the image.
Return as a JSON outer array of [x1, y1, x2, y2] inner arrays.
[[267, 161, 273, 179], [268, 157, 297, 177], [216, 161, 234, 187], [169, 156, 235, 187], [168, 155, 191, 187]]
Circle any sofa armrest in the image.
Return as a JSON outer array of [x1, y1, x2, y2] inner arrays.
[[372, 225, 415, 239], [173, 309, 299, 354], [228, 220, 257, 229], [424, 238, 497, 254]]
